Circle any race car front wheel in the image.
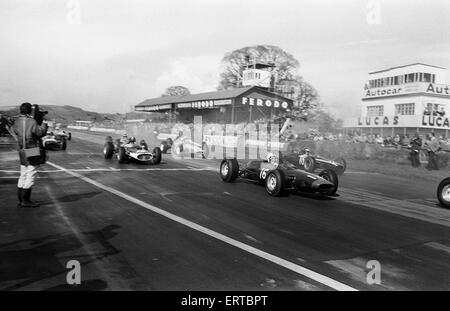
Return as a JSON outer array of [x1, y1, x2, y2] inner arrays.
[[266, 170, 286, 197], [152, 147, 162, 165], [104, 142, 114, 159], [437, 177, 450, 209], [318, 169, 338, 196], [174, 144, 183, 156], [334, 157, 347, 175], [220, 158, 239, 182]]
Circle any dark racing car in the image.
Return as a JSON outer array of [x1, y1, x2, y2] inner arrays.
[[103, 135, 162, 164], [282, 148, 347, 175], [219, 153, 338, 197]]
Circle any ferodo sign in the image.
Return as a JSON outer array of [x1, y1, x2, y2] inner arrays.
[[242, 97, 289, 110]]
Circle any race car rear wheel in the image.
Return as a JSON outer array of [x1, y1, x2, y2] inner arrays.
[[303, 156, 316, 173], [334, 157, 347, 175], [220, 158, 239, 182], [318, 169, 338, 196], [437, 177, 450, 209], [117, 147, 126, 163], [104, 142, 114, 159], [266, 170, 286, 197], [152, 147, 162, 165], [160, 141, 169, 154]]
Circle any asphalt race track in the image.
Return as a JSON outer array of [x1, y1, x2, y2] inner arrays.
[[1, 132, 449, 291]]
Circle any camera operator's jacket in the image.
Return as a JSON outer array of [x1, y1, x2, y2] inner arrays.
[[12, 114, 47, 166]]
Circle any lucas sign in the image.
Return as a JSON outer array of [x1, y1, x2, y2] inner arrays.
[[242, 97, 289, 110]]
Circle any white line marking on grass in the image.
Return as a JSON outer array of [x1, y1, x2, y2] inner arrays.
[[46, 160, 357, 291]]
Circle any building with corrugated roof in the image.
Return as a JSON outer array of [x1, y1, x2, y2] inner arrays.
[[135, 86, 293, 123]]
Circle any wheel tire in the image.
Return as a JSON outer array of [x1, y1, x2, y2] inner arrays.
[[68, 132, 72, 141], [265, 170, 286, 197], [437, 177, 450, 209], [117, 147, 126, 163], [152, 147, 162, 165], [319, 169, 339, 196], [202, 142, 209, 159], [160, 141, 169, 153], [103, 142, 114, 159], [220, 158, 239, 182], [334, 157, 347, 175], [61, 138, 67, 150], [303, 156, 316, 172], [174, 144, 183, 156]]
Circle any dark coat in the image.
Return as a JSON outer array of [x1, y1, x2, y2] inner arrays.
[[12, 115, 47, 166]]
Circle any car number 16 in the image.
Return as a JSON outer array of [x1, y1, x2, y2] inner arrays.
[[260, 168, 269, 179]]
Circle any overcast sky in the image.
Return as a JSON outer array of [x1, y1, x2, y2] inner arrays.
[[1, 0, 449, 118]]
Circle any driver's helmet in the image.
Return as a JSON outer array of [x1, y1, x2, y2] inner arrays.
[[267, 152, 279, 165], [300, 148, 311, 155], [130, 136, 136, 143]]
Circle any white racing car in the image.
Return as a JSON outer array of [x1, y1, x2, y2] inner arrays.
[[103, 135, 162, 164], [160, 135, 209, 158], [42, 132, 67, 150], [55, 129, 71, 141]]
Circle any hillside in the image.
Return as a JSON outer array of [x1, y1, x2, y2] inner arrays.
[[0, 105, 124, 125]]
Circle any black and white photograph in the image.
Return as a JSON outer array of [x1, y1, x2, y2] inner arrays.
[[0, 0, 449, 298]]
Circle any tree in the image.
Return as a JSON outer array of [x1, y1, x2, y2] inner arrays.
[[218, 45, 319, 118], [307, 108, 343, 133], [276, 75, 319, 118], [162, 86, 191, 97], [218, 45, 299, 90]]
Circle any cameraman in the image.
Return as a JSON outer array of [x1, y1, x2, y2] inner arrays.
[[12, 103, 47, 207]]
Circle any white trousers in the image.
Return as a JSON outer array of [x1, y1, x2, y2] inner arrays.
[[18, 165, 38, 189]]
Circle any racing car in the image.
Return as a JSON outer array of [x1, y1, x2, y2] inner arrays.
[[282, 148, 346, 175], [54, 128, 71, 141], [103, 135, 161, 164], [437, 177, 450, 209], [42, 132, 68, 150], [219, 153, 338, 197], [160, 135, 209, 158]]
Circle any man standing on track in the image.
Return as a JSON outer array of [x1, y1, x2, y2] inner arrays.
[[409, 133, 422, 167], [12, 103, 48, 207], [424, 132, 440, 170]]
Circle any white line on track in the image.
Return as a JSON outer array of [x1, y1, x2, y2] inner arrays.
[[45, 160, 357, 291], [0, 167, 216, 173]]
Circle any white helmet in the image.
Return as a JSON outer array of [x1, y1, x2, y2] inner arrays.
[[267, 152, 278, 164]]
